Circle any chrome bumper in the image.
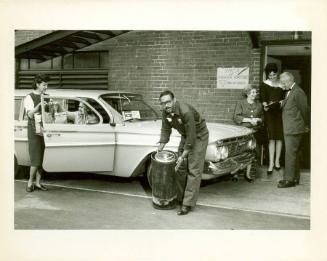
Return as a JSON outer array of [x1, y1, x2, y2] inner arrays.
[[203, 151, 255, 176]]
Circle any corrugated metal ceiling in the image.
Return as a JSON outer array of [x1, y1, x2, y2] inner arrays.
[[15, 30, 129, 61]]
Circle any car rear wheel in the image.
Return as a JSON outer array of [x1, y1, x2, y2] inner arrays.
[[14, 156, 29, 179], [14, 156, 20, 178]]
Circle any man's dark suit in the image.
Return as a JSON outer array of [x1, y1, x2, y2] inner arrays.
[[281, 84, 309, 183]]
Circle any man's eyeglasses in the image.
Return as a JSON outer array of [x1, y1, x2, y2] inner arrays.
[[160, 100, 173, 106]]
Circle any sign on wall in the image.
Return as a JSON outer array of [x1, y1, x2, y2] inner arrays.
[[217, 67, 249, 89]]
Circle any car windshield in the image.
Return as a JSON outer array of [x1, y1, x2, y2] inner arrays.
[[101, 93, 159, 121]]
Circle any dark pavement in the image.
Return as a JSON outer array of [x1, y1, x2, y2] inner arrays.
[[14, 166, 310, 230]]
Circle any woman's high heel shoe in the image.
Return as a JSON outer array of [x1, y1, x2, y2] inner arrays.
[[274, 166, 281, 171], [244, 173, 254, 183], [35, 184, 48, 191], [26, 184, 34, 192]]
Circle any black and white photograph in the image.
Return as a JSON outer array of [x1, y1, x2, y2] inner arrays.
[[13, 29, 311, 230], [1, 1, 327, 261]]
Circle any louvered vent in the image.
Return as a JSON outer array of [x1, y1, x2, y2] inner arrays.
[[16, 70, 108, 89]]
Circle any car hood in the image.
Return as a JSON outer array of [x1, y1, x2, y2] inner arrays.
[[116, 120, 253, 143]]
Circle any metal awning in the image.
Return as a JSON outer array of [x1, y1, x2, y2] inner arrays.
[[15, 30, 129, 61]]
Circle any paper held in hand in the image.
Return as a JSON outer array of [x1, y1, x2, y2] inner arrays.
[[34, 113, 43, 135]]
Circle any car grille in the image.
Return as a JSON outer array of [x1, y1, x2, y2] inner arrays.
[[221, 135, 252, 157], [203, 152, 255, 175]]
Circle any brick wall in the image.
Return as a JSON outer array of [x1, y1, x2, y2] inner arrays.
[[84, 31, 261, 123]]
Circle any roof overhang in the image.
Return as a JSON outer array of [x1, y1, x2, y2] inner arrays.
[[15, 30, 129, 62]]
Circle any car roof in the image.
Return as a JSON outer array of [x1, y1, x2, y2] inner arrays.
[[15, 89, 140, 99]]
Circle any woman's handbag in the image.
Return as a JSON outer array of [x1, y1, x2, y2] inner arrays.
[[241, 120, 263, 131], [34, 113, 44, 136]]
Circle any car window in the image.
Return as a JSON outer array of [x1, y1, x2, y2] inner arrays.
[[101, 94, 158, 121], [14, 98, 22, 120], [43, 97, 101, 125], [85, 98, 110, 123]]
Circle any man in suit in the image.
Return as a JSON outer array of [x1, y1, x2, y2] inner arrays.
[[278, 72, 309, 188], [157, 90, 209, 215]]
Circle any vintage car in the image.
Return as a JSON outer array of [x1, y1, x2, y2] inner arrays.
[[14, 89, 256, 181]]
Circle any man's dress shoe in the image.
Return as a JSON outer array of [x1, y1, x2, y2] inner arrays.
[[177, 205, 192, 215], [277, 180, 296, 188]]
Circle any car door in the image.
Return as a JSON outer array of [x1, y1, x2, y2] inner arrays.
[[41, 95, 116, 173], [14, 96, 30, 166]]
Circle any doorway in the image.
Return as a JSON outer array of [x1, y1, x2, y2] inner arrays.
[[262, 41, 311, 169]]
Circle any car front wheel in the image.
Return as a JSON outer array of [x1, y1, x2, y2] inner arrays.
[[146, 162, 153, 188]]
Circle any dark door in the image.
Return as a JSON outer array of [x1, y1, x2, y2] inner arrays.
[[281, 56, 311, 169], [265, 42, 311, 170]]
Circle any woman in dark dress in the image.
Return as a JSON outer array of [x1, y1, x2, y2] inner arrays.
[[234, 85, 264, 182], [260, 63, 285, 175], [23, 74, 49, 192]]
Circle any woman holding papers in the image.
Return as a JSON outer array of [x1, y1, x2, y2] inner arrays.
[[260, 63, 285, 175]]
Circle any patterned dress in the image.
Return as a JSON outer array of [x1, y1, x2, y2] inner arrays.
[[233, 98, 265, 145]]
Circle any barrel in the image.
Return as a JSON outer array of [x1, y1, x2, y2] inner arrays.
[[150, 150, 177, 210]]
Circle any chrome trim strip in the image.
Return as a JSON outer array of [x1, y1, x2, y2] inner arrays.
[[46, 142, 115, 148]]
